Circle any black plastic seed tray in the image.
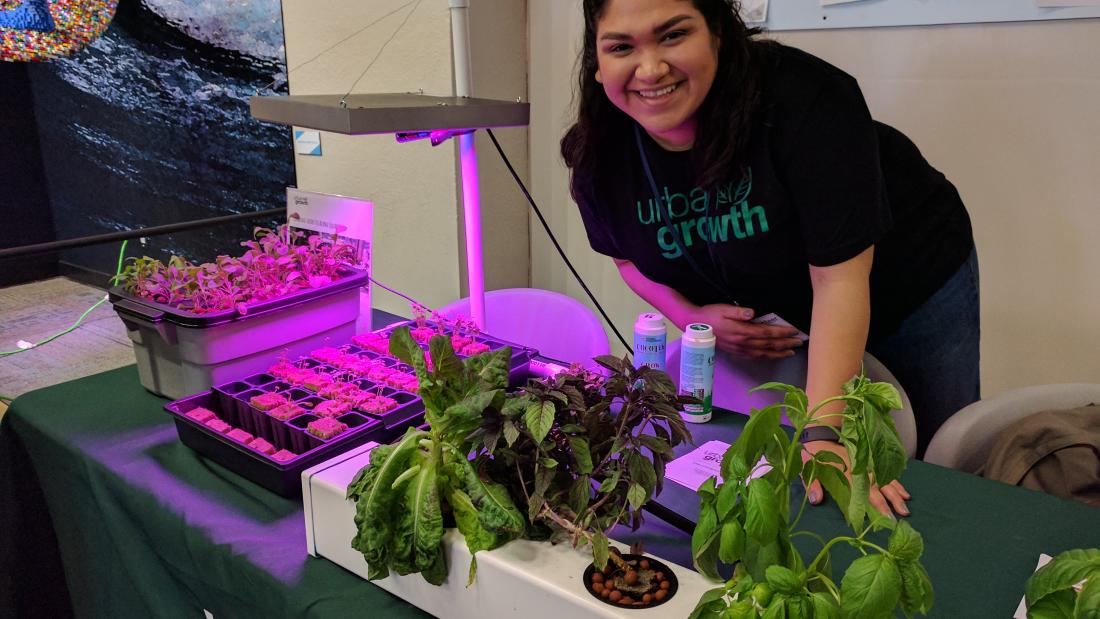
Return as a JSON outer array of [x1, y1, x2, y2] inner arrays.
[[165, 389, 387, 498]]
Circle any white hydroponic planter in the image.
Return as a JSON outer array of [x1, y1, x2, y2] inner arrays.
[[302, 443, 714, 619]]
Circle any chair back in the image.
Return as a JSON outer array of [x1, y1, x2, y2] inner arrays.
[[665, 341, 918, 457], [437, 288, 611, 369]]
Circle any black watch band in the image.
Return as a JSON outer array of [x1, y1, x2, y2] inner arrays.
[[799, 425, 841, 444]]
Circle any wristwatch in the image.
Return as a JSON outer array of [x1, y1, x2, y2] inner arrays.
[[799, 425, 841, 444]]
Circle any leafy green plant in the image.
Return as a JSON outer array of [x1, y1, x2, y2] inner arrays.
[[689, 373, 934, 618], [476, 356, 694, 570], [112, 225, 358, 315], [345, 329, 694, 586], [345, 326, 524, 585], [1024, 548, 1100, 618]]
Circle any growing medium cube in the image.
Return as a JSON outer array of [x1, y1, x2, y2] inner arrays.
[[461, 341, 490, 356], [411, 326, 436, 344], [205, 418, 232, 434], [310, 346, 344, 363], [367, 365, 394, 382], [268, 403, 305, 422], [358, 395, 398, 416], [271, 449, 297, 463], [248, 437, 276, 455], [313, 399, 352, 418], [250, 392, 288, 411], [451, 334, 473, 350], [301, 373, 333, 392], [227, 428, 254, 444], [185, 406, 217, 424], [307, 417, 348, 440], [352, 332, 384, 348]]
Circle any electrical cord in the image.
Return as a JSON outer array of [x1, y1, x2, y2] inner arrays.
[[0, 240, 128, 358], [484, 129, 631, 353]]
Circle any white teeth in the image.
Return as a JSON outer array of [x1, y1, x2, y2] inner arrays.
[[638, 83, 677, 98]]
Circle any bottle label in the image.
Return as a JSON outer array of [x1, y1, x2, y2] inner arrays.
[[633, 333, 666, 371], [679, 347, 715, 417]]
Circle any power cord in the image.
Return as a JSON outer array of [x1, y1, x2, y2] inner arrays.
[[484, 128, 631, 353], [0, 240, 128, 358]]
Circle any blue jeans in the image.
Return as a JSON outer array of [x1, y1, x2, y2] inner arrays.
[[868, 247, 981, 458]]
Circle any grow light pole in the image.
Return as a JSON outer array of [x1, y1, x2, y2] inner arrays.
[[449, 0, 485, 331]]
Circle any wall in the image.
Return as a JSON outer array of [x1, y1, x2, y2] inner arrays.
[[528, 2, 1100, 398], [282, 0, 529, 317]]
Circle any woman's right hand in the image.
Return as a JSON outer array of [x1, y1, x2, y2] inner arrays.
[[687, 304, 803, 359]]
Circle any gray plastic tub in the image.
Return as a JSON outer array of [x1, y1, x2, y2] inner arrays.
[[110, 269, 368, 400]]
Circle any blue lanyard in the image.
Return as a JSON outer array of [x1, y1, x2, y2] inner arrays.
[[632, 123, 741, 307]]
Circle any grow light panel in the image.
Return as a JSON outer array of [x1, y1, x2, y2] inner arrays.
[[248, 93, 529, 135]]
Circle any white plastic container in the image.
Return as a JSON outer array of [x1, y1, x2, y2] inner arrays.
[[679, 323, 716, 423], [633, 312, 667, 372]]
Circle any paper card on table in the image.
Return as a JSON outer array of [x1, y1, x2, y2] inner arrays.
[[665, 440, 771, 491], [821, 0, 868, 4]]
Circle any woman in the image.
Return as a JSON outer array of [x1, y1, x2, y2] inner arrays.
[[561, 0, 980, 517]]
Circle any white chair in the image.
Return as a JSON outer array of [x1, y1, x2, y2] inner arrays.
[[924, 383, 1100, 472], [665, 342, 918, 457], [436, 288, 611, 370]]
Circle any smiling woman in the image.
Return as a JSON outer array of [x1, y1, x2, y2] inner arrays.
[[561, 0, 979, 510]]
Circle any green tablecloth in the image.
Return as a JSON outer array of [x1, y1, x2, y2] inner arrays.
[[3, 362, 1098, 618]]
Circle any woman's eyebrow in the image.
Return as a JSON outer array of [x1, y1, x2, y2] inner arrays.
[[599, 14, 694, 42]]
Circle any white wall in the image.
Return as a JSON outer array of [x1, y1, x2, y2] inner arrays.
[[528, 3, 1100, 397], [281, 0, 529, 317]]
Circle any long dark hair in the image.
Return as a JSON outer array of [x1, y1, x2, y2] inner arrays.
[[561, 0, 766, 202]]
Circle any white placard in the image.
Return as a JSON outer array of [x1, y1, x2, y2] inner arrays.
[[286, 187, 374, 310], [1036, 0, 1100, 5], [665, 440, 771, 491], [294, 130, 322, 156]]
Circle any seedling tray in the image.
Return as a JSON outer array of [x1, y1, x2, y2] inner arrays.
[[165, 321, 538, 496]]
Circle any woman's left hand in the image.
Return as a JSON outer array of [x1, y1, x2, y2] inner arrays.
[[801, 439, 911, 518]]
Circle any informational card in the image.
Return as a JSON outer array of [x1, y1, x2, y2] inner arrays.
[[665, 440, 771, 491], [821, 0, 869, 5], [1036, 0, 1100, 6], [294, 130, 322, 156], [286, 187, 374, 309]]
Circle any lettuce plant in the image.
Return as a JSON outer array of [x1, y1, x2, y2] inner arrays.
[[689, 373, 934, 618]]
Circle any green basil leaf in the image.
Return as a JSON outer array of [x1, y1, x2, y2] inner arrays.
[[569, 436, 593, 475], [626, 482, 646, 510], [691, 504, 723, 581], [1028, 588, 1076, 619], [525, 400, 555, 444], [888, 520, 924, 563], [1026, 549, 1100, 608], [863, 411, 906, 486], [766, 565, 803, 595], [591, 530, 610, 571], [687, 587, 729, 619], [847, 472, 870, 531], [716, 480, 739, 521], [569, 474, 591, 516], [540, 457, 559, 469], [503, 419, 520, 447], [898, 561, 934, 617], [627, 452, 657, 501], [719, 519, 746, 565], [862, 382, 903, 412], [839, 554, 901, 619], [745, 477, 779, 542], [811, 592, 841, 619], [729, 405, 782, 479], [598, 466, 622, 493], [1073, 573, 1100, 618]]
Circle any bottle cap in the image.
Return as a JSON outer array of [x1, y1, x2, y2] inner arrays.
[[634, 312, 666, 335], [683, 322, 716, 345]]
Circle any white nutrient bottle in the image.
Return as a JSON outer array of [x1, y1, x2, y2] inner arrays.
[[633, 312, 667, 372], [679, 323, 716, 423]]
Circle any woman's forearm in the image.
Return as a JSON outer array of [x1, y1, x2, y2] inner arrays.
[[805, 249, 873, 428], [613, 259, 698, 329]]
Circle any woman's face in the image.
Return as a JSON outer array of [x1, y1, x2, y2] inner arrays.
[[594, 0, 719, 151]]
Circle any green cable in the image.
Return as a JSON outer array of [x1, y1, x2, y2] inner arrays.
[[0, 240, 129, 358]]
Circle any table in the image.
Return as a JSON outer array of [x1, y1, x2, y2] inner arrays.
[[3, 333, 1098, 618]]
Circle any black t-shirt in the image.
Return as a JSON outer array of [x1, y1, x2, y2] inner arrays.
[[575, 43, 973, 341]]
